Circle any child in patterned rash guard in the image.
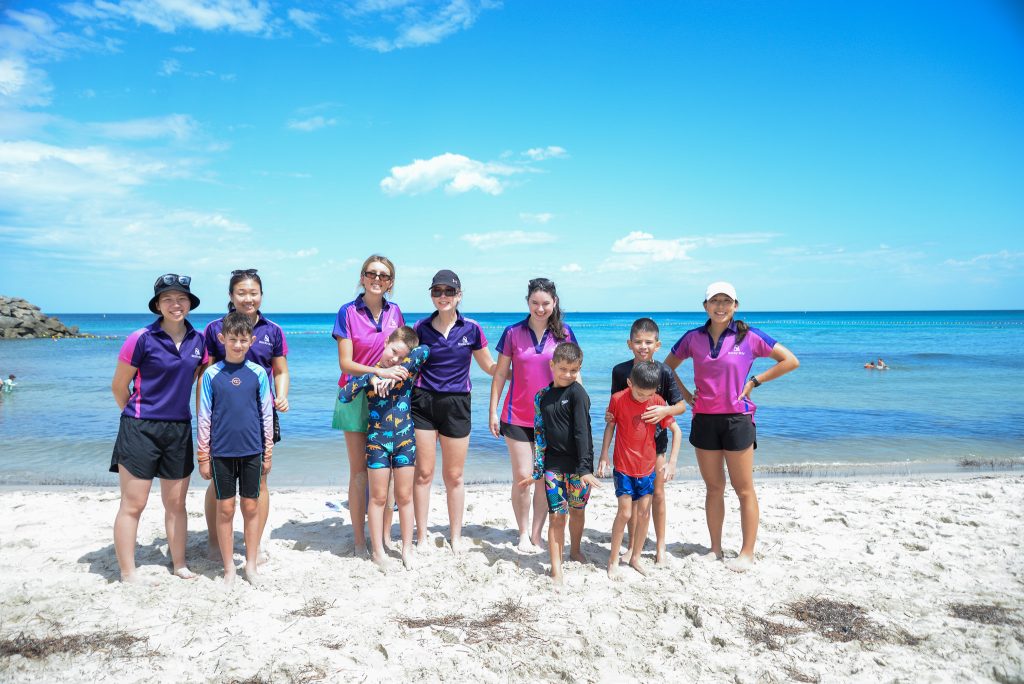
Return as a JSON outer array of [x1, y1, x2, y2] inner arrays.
[[518, 342, 600, 584], [339, 326, 428, 571]]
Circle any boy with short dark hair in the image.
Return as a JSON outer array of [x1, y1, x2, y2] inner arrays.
[[518, 342, 600, 584], [599, 360, 682, 578], [599, 317, 688, 565], [197, 311, 275, 586]]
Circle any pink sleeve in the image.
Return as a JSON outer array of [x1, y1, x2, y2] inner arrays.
[[118, 329, 145, 366]]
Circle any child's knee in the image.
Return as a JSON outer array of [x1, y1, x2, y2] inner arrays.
[[239, 497, 258, 515], [217, 500, 236, 520]]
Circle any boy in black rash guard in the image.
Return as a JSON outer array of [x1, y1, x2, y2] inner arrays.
[[518, 342, 600, 584]]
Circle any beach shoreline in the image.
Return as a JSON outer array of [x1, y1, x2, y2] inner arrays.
[[1, 474, 1022, 682]]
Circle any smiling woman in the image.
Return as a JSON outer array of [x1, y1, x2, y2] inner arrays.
[[109, 274, 207, 583]]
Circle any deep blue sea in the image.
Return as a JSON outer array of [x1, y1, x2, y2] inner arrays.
[[1, 310, 1022, 486]]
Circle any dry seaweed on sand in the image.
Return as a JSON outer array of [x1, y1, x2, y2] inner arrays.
[[288, 597, 335, 618], [227, 663, 326, 684], [782, 664, 821, 683], [0, 629, 149, 660], [785, 597, 888, 645], [396, 598, 541, 644], [742, 609, 806, 651], [950, 602, 1022, 626]]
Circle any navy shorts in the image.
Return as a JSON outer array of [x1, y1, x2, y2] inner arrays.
[[211, 455, 262, 500], [412, 388, 472, 438], [272, 407, 281, 444], [614, 469, 656, 500], [499, 421, 535, 443], [110, 415, 194, 480], [689, 413, 757, 451]]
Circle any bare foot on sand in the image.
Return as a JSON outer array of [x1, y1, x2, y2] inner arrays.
[[629, 557, 648, 577], [607, 564, 622, 580], [121, 572, 157, 586], [619, 550, 633, 565], [517, 535, 539, 553], [449, 537, 466, 554], [173, 567, 199, 580], [415, 536, 433, 553], [550, 568, 564, 585], [372, 554, 395, 574], [351, 544, 370, 559], [402, 546, 416, 570], [701, 550, 724, 561], [257, 549, 270, 566], [569, 550, 588, 564], [244, 565, 263, 587], [727, 554, 754, 573]]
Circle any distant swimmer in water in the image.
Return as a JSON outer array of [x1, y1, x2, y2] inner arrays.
[[876, 358, 889, 370], [2, 374, 15, 392], [863, 361, 876, 369]]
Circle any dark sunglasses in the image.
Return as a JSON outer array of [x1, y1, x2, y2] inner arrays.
[[364, 271, 393, 282], [430, 287, 458, 298], [156, 274, 191, 287], [231, 268, 258, 277]]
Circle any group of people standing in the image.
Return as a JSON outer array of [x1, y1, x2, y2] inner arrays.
[[108, 257, 798, 584]]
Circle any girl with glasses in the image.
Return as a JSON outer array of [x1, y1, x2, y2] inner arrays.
[[410, 270, 496, 553], [333, 255, 407, 556], [489, 278, 577, 552], [199, 269, 290, 567]]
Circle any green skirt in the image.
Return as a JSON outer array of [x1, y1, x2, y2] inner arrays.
[[332, 394, 369, 433]]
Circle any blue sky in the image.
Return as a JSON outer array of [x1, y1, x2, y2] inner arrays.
[[1, 0, 1022, 313]]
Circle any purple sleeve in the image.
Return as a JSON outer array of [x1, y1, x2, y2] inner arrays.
[[747, 328, 777, 357], [332, 304, 349, 340], [118, 329, 146, 366], [274, 324, 287, 357], [564, 324, 576, 344], [669, 333, 691, 360], [495, 325, 513, 356]]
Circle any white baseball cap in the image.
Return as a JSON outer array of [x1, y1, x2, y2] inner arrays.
[[705, 281, 737, 302]]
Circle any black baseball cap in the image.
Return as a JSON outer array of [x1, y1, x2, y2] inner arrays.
[[429, 269, 461, 290]]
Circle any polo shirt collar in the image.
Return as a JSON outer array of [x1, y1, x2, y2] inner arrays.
[[355, 294, 391, 312], [428, 310, 465, 325], [702, 319, 738, 334], [150, 318, 197, 336]]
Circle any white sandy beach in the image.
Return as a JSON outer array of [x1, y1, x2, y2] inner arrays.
[[1, 475, 1022, 683]]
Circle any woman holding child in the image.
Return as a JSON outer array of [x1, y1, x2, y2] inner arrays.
[[665, 281, 799, 572], [333, 256, 407, 555], [200, 269, 290, 562], [412, 270, 496, 552], [110, 274, 206, 582], [489, 278, 577, 552]]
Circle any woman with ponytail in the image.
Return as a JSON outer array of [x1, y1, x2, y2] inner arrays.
[[489, 278, 577, 552], [664, 281, 798, 573]]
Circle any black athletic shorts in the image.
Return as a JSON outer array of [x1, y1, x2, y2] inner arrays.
[[499, 421, 535, 443], [211, 455, 262, 500], [110, 415, 194, 480], [689, 413, 757, 452], [411, 387, 472, 438], [273, 407, 281, 444]]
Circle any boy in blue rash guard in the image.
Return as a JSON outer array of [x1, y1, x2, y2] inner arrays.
[[339, 326, 428, 571], [197, 312, 274, 587], [517, 342, 601, 584]]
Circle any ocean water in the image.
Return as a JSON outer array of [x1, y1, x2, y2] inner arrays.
[[1, 310, 1022, 487]]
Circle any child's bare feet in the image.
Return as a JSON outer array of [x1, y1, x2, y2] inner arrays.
[[121, 571, 157, 586], [550, 567, 564, 585], [244, 564, 263, 587], [727, 553, 754, 573], [372, 554, 394, 573], [628, 556, 648, 577], [402, 545, 416, 569], [607, 564, 621, 580], [655, 549, 668, 567], [619, 549, 633, 565], [449, 536, 465, 554], [701, 549, 724, 561], [569, 549, 588, 564], [173, 567, 199, 580], [257, 549, 270, 566], [415, 536, 433, 553], [223, 571, 236, 588], [351, 543, 369, 559], [517, 535, 539, 553]]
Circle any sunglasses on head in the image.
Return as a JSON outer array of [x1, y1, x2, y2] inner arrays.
[[430, 287, 458, 298], [156, 274, 191, 287], [363, 271, 393, 282], [231, 268, 258, 277]]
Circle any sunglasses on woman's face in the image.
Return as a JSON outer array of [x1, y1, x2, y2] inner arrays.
[[364, 271, 393, 282], [430, 287, 458, 298], [156, 274, 191, 287]]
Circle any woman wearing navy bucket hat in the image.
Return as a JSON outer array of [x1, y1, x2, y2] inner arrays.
[[411, 270, 496, 553], [664, 281, 799, 572], [110, 274, 208, 582]]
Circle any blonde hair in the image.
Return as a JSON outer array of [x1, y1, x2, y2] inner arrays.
[[358, 254, 396, 296]]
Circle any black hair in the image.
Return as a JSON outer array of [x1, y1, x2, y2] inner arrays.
[[629, 361, 661, 390], [526, 277, 567, 342], [228, 270, 263, 313], [222, 311, 255, 338], [630, 317, 660, 340], [552, 341, 583, 365]]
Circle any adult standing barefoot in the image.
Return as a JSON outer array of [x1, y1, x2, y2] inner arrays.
[[412, 270, 496, 553], [664, 281, 799, 572], [110, 274, 206, 582], [489, 278, 576, 552], [200, 269, 289, 562], [332, 256, 407, 556]]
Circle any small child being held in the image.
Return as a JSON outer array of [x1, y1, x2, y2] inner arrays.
[[598, 360, 682, 578], [197, 312, 275, 586], [339, 326, 428, 571], [518, 342, 600, 584]]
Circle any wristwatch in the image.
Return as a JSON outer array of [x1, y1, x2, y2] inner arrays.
[[749, 375, 761, 387]]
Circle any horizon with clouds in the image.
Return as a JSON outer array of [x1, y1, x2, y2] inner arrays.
[[1, 1, 1022, 314]]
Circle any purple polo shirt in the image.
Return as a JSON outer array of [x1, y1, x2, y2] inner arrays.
[[495, 318, 577, 427], [118, 319, 208, 422], [413, 312, 488, 393], [203, 313, 288, 383], [333, 295, 405, 386], [669, 320, 777, 418]]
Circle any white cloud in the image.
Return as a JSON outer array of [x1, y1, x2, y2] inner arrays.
[[381, 152, 525, 196], [561, 263, 582, 273], [287, 115, 337, 132], [0, 56, 52, 106], [349, 0, 499, 52], [600, 231, 778, 272], [942, 250, 1024, 269], [612, 231, 692, 262], [171, 45, 195, 52], [66, 0, 275, 35], [520, 212, 553, 224], [461, 230, 556, 250], [524, 145, 566, 161], [288, 8, 321, 32], [159, 58, 180, 76], [90, 114, 198, 141]]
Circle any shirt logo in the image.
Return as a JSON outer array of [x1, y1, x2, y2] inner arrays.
[[727, 344, 745, 356], [192, 347, 201, 358], [259, 333, 272, 346], [457, 336, 471, 347], [560, 398, 569, 405], [231, 377, 241, 386]]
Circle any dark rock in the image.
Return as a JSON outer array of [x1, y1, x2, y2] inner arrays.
[[0, 295, 86, 339]]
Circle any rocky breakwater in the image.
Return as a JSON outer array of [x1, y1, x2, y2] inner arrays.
[[0, 296, 83, 339]]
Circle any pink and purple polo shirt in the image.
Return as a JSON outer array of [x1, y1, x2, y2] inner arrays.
[[332, 295, 404, 386], [495, 318, 577, 427], [413, 312, 488, 394], [203, 312, 288, 385], [668, 321, 777, 418], [118, 319, 208, 422]]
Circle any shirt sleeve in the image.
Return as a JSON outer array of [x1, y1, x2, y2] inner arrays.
[[197, 370, 213, 455], [338, 372, 372, 403], [495, 325, 513, 356], [747, 328, 778, 357], [332, 305, 349, 340], [669, 332, 691, 360], [274, 325, 287, 357], [572, 386, 594, 476], [473, 322, 487, 350], [532, 386, 549, 480], [401, 345, 429, 376], [563, 324, 577, 344], [257, 368, 275, 454], [118, 329, 146, 366], [203, 322, 220, 361], [662, 364, 684, 405]]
